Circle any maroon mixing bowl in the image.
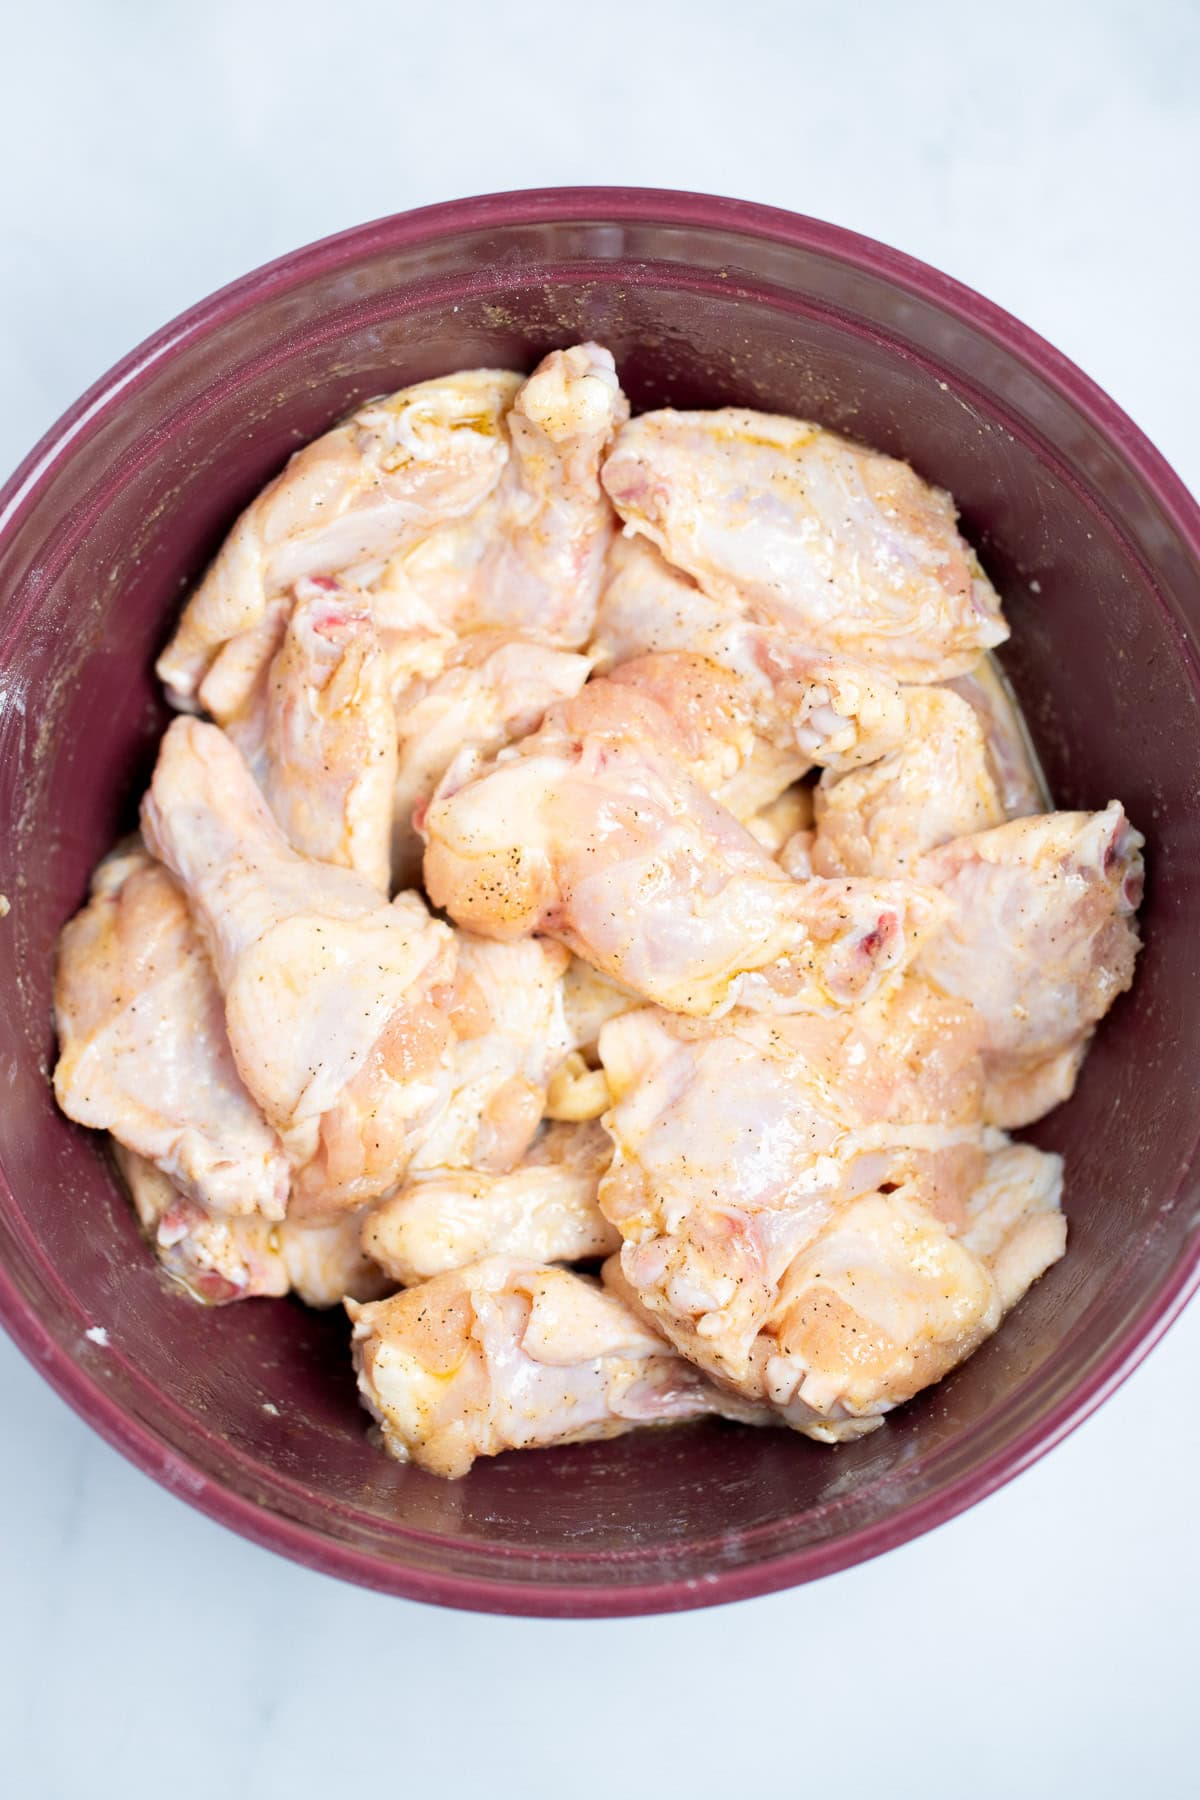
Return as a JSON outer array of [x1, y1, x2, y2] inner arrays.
[[2, 188, 1199, 1617]]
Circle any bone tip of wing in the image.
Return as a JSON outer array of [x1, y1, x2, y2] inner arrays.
[[517, 342, 627, 440], [154, 643, 205, 710], [1100, 799, 1146, 910]]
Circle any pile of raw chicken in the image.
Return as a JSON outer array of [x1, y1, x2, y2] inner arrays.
[[53, 345, 1145, 1478]]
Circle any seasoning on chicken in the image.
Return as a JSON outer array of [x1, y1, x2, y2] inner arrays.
[[115, 1145, 387, 1307], [590, 530, 736, 668], [600, 1120, 1064, 1440], [372, 344, 628, 649], [157, 369, 521, 710], [812, 686, 1007, 877], [390, 632, 592, 886], [917, 804, 1144, 1126], [602, 408, 1008, 680], [604, 631, 906, 821], [347, 1255, 767, 1476], [140, 718, 456, 1219], [757, 1165, 1061, 1434], [772, 1132, 1066, 1426], [364, 1120, 618, 1284], [53, 844, 289, 1220], [594, 535, 909, 811], [224, 578, 397, 892], [597, 979, 988, 1397], [423, 676, 947, 1017], [407, 934, 573, 1176]]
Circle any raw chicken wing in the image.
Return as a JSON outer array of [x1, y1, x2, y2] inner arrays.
[[373, 344, 628, 648], [759, 1180, 1034, 1433], [946, 656, 1048, 817], [602, 408, 1008, 679], [594, 537, 908, 805], [590, 530, 738, 667], [225, 577, 396, 891], [600, 1023, 1064, 1439], [597, 978, 988, 1396], [348, 1256, 765, 1476], [140, 718, 456, 1218], [424, 679, 947, 1017], [364, 1119, 618, 1283], [157, 370, 520, 709], [605, 630, 906, 820], [54, 845, 289, 1220], [116, 1146, 387, 1307], [961, 1132, 1066, 1309], [917, 803, 1144, 1126], [812, 686, 1007, 877], [407, 934, 573, 1175], [763, 1133, 1066, 1428], [391, 631, 592, 885]]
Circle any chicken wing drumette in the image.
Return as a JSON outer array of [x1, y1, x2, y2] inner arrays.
[[348, 1255, 766, 1476], [141, 718, 456, 1219], [423, 677, 946, 1018]]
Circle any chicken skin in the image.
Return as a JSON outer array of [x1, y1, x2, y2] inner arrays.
[[598, 993, 1064, 1437], [593, 534, 908, 810], [373, 344, 628, 649], [961, 1132, 1066, 1309], [364, 1119, 617, 1284], [157, 370, 520, 710], [597, 979, 988, 1395], [812, 685, 1007, 877], [946, 656, 1048, 818], [115, 1145, 387, 1307], [424, 677, 947, 1017], [601, 408, 1008, 680], [54, 845, 289, 1220], [348, 1256, 766, 1476], [590, 530, 736, 668], [755, 1162, 1062, 1433], [917, 804, 1144, 1126], [224, 577, 397, 891], [140, 718, 456, 1218], [407, 934, 573, 1176], [603, 631, 906, 822], [390, 631, 592, 886]]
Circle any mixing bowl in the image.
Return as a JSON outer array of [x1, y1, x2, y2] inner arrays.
[[2, 188, 1198, 1617]]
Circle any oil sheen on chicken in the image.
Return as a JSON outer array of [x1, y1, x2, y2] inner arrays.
[[348, 1255, 767, 1476]]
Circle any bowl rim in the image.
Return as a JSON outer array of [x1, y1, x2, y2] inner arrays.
[[3, 185, 1199, 1618]]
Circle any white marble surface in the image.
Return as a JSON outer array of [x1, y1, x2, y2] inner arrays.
[[3, 4, 1199, 1795]]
